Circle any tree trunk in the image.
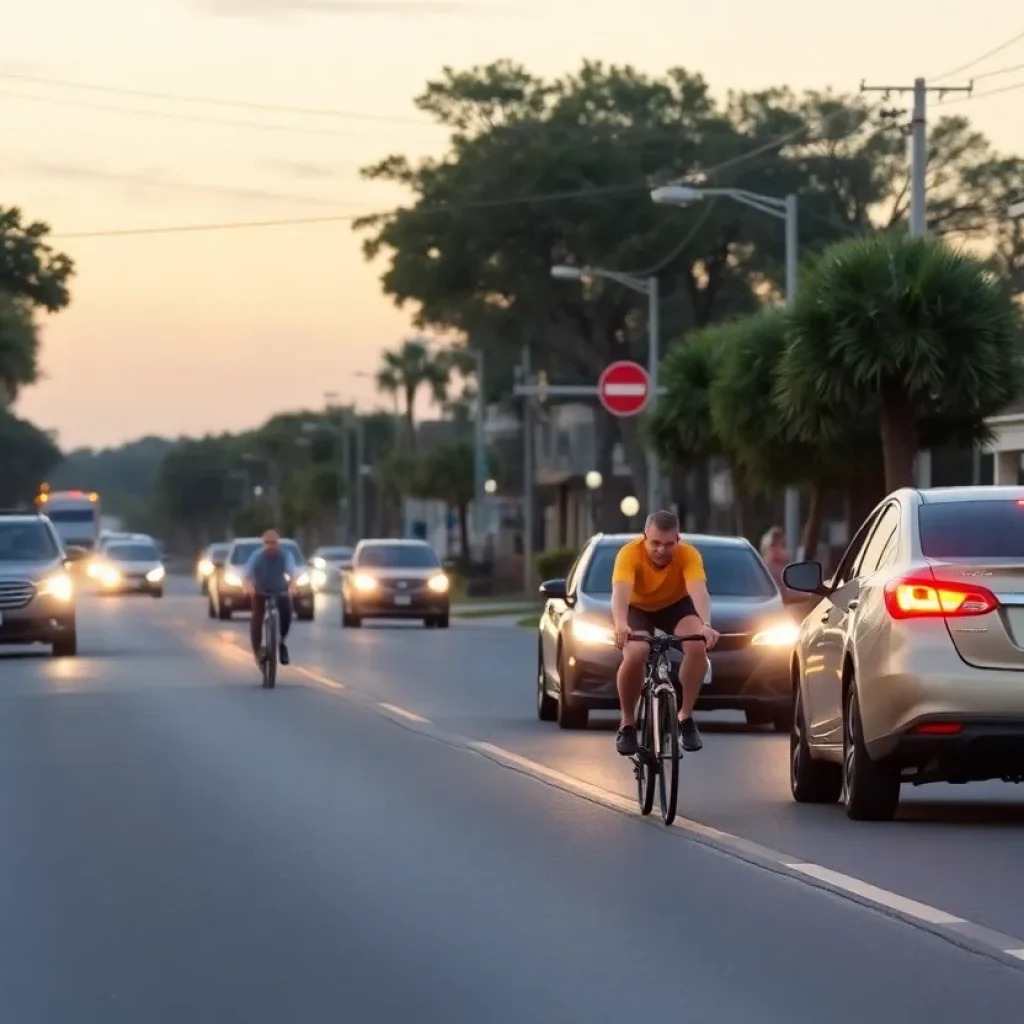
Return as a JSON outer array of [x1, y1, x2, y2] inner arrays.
[[457, 502, 471, 565], [801, 483, 826, 561], [404, 385, 417, 449], [878, 379, 918, 491], [731, 467, 755, 541]]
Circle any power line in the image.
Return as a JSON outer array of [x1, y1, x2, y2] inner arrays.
[[0, 70, 432, 124], [932, 26, 1024, 82], [945, 78, 1024, 104], [972, 61, 1024, 81]]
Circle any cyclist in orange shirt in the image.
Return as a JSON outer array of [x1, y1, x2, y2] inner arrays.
[[610, 509, 720, 756]]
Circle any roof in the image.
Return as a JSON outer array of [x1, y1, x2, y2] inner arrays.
[[0, 511, 44, 521], [596, 532, 753, 548], [356, 538, 431, 546], [917, 485, 1024, 504]]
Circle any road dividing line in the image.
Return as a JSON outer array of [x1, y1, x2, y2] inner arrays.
[[1005, 950, 1024, 960], [783, 863, 964, 925], [296, 667, 345, 690], [379, 702, 430, 724]]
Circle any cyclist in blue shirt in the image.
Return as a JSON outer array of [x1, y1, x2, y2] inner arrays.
[[243, 530, 294, 666]]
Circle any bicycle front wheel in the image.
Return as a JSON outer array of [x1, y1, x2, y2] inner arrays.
[[657, 687, 680, 826], [634, 693, 655, 816], [264, 612, 278, 689]]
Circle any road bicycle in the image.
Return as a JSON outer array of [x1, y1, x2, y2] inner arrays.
[[627, 630, 707, 826], [257, 591, 283, 690]]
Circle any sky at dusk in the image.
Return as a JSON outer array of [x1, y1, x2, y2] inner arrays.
[[5, 0, 1023, 449]]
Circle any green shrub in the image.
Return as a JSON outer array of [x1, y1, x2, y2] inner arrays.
[[534, 546, 578, 581]]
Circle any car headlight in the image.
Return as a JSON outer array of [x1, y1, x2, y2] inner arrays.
[[751, 623, 800, 647], [295, 571, 311, 588], [427, 573, 449, 593], [199, 558, 213, 577], [98, 565, 121, 588], [38, 573, 74, 602], [223, 570, 243, 588], [313, 556, 326, 569], [353, 573, 377, 592], [146, 565, 166, 583], [572, 618, 616, 646]]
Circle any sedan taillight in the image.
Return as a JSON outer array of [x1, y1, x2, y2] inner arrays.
[[883, 570, 998, 620]]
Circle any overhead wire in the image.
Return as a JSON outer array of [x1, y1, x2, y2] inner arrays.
[[931, 26, 1024, 82]]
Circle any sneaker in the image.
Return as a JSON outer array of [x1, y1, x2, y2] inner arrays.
[[679, 717, 703, 752], [615, 725, 639, 757], [279, 642, 290, 666]]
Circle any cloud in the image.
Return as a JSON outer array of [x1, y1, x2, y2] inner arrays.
[[12, 158, 344, 207], [196, 0, 468, 17]]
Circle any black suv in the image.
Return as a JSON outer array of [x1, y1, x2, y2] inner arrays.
[[0, 510, 85, 657]]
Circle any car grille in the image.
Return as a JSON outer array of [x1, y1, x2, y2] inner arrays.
[[0, 580, 35, 610]]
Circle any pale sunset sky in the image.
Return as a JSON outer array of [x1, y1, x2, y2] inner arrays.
[[6, 0, 1023, 448]]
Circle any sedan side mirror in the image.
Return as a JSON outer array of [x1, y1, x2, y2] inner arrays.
[[539, 577, 567, 601], [340, 561, 353, 573], [782, 561, 829, 596]]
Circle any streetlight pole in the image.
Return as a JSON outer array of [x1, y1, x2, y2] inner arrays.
[[550, 265, 661, 517], [651, 184, 802, 556]]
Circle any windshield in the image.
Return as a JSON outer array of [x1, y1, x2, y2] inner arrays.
[[357, 544, 440, 569], [318, 547, 352, 560], [46, 508, 97, 523], [919, 500, 1024, 559], [106, 544, 160, 562], [583, 541, 777, 598], [230, 542, 261, 565], [209, 544, 229, 558], [0, 521, 59, 562], [281, 540, 304, 564]]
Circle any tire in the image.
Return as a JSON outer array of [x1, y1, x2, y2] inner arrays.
[[436, 612, 450, 629], [217, 601, 231, 621], [843, 684, 900, 821], [151, 589, 164, 599], [423, 618, 436, 628], [207, 598, 216, 619], [297, 608, 314, 622], [556, 647, 588, 730], [342, 607, 361, 628], [745, 707, 772, 727], [52, 631, 77, 658], [264, 615, 278, 690], [657, 686, 680, 826], [772, 706, 794, 733], [201, 579, 209, 596], [635, 694, 656, 816], [536, 640, 557, 722], [790, 682, 842, 804]]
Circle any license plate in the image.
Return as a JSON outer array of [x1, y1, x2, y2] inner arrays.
[[394, 595, 412, 606]]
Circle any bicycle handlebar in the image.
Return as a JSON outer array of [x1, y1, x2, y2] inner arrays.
[[625, 631, 706, 649]]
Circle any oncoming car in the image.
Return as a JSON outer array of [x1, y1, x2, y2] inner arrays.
[[341, 539, 450, 628], [537, 533, 797, 730], [785, 486, 1024, 822], [310, 545, 353, 593], [197, 542, 229, 595], [209, 537, 315, 621], [89, 538, 166, 597]]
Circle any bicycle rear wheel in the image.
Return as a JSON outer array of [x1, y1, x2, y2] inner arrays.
[[634, 693, 655, 816], [657, 686, 680, 825]]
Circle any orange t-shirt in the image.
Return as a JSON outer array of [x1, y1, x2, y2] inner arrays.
[[611, 537, 706, 612]]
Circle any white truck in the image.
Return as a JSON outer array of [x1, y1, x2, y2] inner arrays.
[[36, 489, 102, 551]]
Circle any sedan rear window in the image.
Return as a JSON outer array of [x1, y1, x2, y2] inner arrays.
[[106, 544, 160, 562], [358, 544, 440, 569], [583, 542, 777, 598], [919, 500, 1024, 559]]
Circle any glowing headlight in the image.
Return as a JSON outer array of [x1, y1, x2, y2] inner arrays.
[[86, 560, 102, 579], [39, 573, 74, 602], [312, 569, 328, 589], [427, 573, 449, 593], [751, 623, 800, 647], [313, 556, 326, 569], [99, 566, 121, 588], [223, 570, 243, 588], [353, 573, 377, 592], [146, 565, 166, 583], [199, 558, 213, 577], [572, 619, 616, 646], [295, 571, 311, 588]]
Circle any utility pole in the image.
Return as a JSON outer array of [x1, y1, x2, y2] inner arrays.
[[859, 77, 973, 239], [860, 77, 971, 490], [354, 414, 366, 541], [519, 346, 534, 597]]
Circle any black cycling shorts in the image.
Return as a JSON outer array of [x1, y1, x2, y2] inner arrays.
[[626, 596, 698, 635]]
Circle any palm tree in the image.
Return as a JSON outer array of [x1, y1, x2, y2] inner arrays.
[[375, 339, 455, 449], [778, 234, 1023, 492]]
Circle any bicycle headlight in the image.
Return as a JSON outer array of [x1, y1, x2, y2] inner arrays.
[[571, 619, 616, 646], [427, 573, 449, 593], [39, 573, 74, 602], [657, 658, 674, 682], [353, 573, 377, 592]]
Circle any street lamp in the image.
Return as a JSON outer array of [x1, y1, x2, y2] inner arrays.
[[550, 265, 662, 515], [620, 495, 640, 518], [584, 470, 602, 535], [484, 478, 498, 495], [585, 470, 603, 490], [651, 183, 801, 556]]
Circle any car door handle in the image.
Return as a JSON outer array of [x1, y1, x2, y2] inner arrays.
[[847, 599, 859, 610]]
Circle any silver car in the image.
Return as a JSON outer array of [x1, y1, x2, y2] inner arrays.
[[91, 538, 166, 597]]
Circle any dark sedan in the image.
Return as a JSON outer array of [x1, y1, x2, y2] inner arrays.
[[341, 539, 450, 628], [209, 537, 315, 621], [536, 532, 798, 731]]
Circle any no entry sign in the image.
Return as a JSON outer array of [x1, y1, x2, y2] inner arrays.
[[598, 361, 650, 416]]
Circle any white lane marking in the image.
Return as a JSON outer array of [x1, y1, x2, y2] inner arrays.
[[784, 863, 964, 925], [1005, 950, 1024, 960], [603, 383, 647, 397], [379, 702, 430, 724], [296, 667, 344, 690]]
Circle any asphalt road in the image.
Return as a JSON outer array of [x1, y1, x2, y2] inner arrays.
[[3, 579, 1024, 1021]]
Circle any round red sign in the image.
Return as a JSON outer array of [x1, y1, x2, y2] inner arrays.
[[598, 361, 650, 416]]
